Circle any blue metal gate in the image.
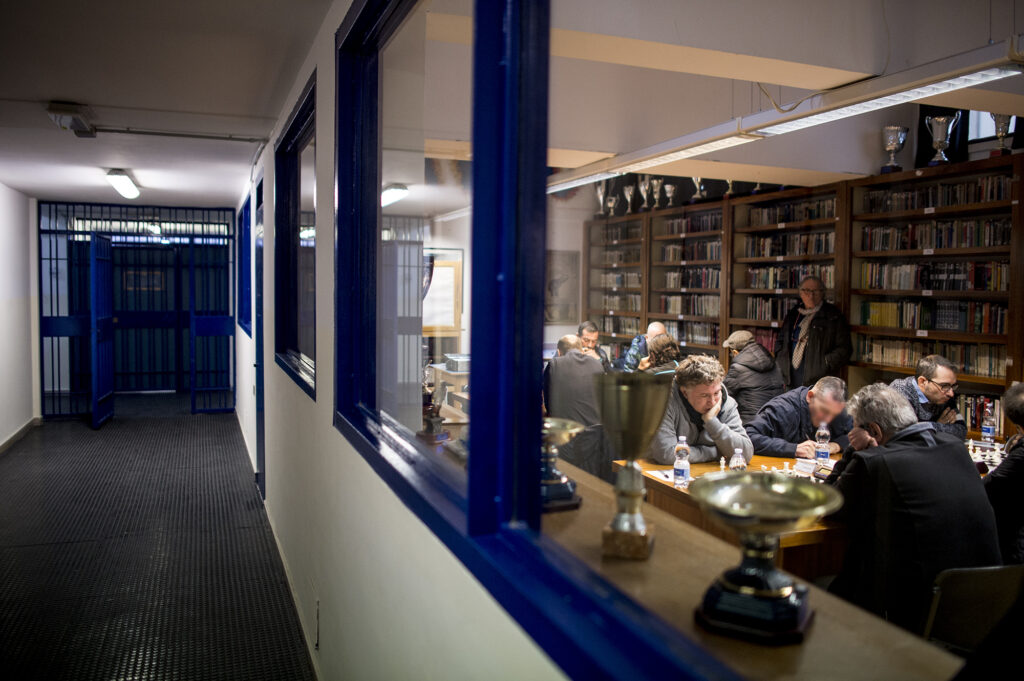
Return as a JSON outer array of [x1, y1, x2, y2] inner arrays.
[[39, 202, 235, 419], [89, 235, 115, 428]]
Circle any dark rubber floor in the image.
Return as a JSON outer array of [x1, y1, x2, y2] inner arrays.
[[0, 395, 316, 681]]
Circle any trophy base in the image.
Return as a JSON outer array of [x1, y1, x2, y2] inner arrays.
[[541, 477, 582, 513], [880, 164, 902, 174], [695, 579, 813, 645], [602, 525, 654, 560], [991, 148, 1012, 157]]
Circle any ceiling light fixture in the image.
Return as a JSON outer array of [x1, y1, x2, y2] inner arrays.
[[381, 183, 409, 207], [106, 169, 140, 200], [546, 171, 621, 195]]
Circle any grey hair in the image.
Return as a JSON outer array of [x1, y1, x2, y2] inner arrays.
[[847, 383, 918, 438], [812, 376, 847, 402], [674, 354, 725, 388]]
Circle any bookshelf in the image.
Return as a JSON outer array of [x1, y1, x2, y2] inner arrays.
[[846, 155, 1022, 440], [727, 184, 847, 356]]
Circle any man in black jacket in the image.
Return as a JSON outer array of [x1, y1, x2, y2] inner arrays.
[[774, 275, 851, 389], [721, 330, 785, 424], [827, 383, 1001, 633], [744, 376, 852, 458], [888, 354, 967, 439], [984, 382, 1024, 564]]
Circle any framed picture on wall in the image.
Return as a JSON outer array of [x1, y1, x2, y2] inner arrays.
[[545, 250, 579, 324], [423, 247, 463, 336]]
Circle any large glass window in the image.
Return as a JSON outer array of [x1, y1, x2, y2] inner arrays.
[[274, 73, 316, 397], [237, 195, 252, 336]]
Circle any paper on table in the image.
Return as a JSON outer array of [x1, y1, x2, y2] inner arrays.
[[647, 469, 675, 483]]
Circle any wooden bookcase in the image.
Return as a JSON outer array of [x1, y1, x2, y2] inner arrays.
[[580, 156, 1023, 438]]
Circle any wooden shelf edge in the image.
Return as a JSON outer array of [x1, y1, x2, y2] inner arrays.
[[651, 259, 722, 267], [849, 362, 1007, 386], [736, 254, 834, 264], [852, 246, 1010, 259], [852, 199, 1013, 221], [728, 318, 783, 328], [588, 308, 643, 317], [651, 230, 723, 241], [850, 325, 1008, 344], [734, 216, 839, 233], [849, 288, 1010, 299], [648, 313, 720, 323]]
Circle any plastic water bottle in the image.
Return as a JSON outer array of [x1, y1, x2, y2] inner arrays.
[[729, 447, 746, 470], [982, 400, 996, 443], [673, 436, 691, 489], [815, 422, 831, 466]]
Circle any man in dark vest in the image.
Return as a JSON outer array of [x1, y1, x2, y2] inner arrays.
[[826, 383, 1000, 633]]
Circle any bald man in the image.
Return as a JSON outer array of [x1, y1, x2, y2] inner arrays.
[[620, 321, 667, 372]]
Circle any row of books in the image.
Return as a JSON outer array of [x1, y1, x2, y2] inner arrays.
[[658, 294, 721, 316], [599, 315, 641, 336], [746, 263, 835, 289], [743, 231, 835, 258], [960, 394, 1002, 436], [745, 296, 791, 321], [596, 293, 642, 312], [664, 267, 721, 289], [858, 300, 1008, 333], [660, 241, 722, 261], [747, 197, 836, 226], [858, 261, 1009, 291], [860, 175, 1011, 213], [596, 224, 641, 242], [854, 337, 1006, 378], [597, 272, 642, 288], [752, 329, 779, 353], [859, 218, 1012, 251], [599, 247, 642, 264], [664, 320, 720, 345], [664, 212, 722, 235]]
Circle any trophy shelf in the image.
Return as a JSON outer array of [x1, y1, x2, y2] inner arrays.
[[850, 325, 1008, 345], [733, 216, 839, 234], [847, 153, 1016, 189]]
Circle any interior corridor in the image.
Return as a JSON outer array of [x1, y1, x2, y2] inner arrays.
[[0, 395, 316, 681]]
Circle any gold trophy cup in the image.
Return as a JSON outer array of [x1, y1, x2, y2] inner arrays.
[[594, 372, 673, 559], [541, 417, 584, 512]]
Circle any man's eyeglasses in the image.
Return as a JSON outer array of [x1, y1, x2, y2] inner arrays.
[[926, 378, 958, 393]]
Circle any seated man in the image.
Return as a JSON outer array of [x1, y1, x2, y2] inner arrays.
[[984, 382, 1024, 564], [619, 321, 666, 372], [639, 333, 683, 375], [826, 383, 1001, 633], [577, 320, 611, 372], [542, 335, 603, 427], [721, 330, 785, 424], [648, 354, 752, 464], [888, 354, 967, 439], [744, 376, 852, 458]]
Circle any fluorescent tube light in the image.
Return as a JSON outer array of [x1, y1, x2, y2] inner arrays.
[[546, 170, 621, 194], [617, 133, 765, 174], [106, 169, 140, 199], [756, 66, 1022, 136], [381, 183, 409, 207], [299, 227, 316, 240]]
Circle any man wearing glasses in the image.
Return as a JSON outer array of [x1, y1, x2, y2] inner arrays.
[[887, 354, 967, 439], [774, 275, 851, 389]]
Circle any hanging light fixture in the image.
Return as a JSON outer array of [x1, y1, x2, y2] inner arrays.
[[106, 169, 140, 199], [381, 183, 409, 207]]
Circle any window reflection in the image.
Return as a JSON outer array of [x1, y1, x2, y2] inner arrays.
[[297, 138, 316, 368]]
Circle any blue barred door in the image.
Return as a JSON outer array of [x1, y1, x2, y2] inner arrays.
[[90, 235, 115, 428], [189, 240, 235, 413]]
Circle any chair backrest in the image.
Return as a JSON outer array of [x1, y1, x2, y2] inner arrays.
[[922, 564, 1024, 655]]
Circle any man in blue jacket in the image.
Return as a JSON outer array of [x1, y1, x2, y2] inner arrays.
[[745, 376, 853, 458]]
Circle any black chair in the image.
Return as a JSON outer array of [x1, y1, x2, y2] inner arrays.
[[922, 564, 1024, 656]]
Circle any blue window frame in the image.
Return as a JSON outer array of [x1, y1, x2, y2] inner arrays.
[[274, 72, 317, 399], [333, 2, 743, 679], [237, 194, 252, 337]]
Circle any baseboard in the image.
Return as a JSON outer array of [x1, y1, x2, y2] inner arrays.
[[0, 417, 42, 456]]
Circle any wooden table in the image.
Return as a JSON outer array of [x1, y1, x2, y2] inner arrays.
[[613, 456, 847, 581], [545, 461, 962, 681]]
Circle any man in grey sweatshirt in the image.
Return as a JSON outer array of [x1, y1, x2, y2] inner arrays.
[[648, 354, 753, 464]]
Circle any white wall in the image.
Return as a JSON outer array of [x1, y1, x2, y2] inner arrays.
[[545, 188, 590, 344], [243, 2, 568, 679], [0, 180, 36, 446]]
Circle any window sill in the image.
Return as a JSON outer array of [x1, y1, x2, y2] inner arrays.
[[275, 351, 315, 399]]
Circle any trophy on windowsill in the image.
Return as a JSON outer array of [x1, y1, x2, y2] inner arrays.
[[881, 125, 908, 174], [595, 180, 607, 217], [992, 113, 1013, 157], [925, 111, 961, 166], [595, 372, 673, 559], [541, 417, 584, 512], [689, 471, 843, 643]]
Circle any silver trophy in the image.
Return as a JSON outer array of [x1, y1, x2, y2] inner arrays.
[[751, 182, 763, 195], [595, 180, 607, 217], [606, 195, 619, 217], [881, 125, 908, 174], [664, 183, 677, 207], [651, 178, 664, 209], [724, 179, 735, 198], [992, 113, 1012, 156], [638, 176, 651, 210], [925, 111, 961, 166], [690, 177, 705, 203], [623, 185, 635, 214]]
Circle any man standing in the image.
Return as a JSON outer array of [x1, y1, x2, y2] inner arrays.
[[744, 376, 853, 458], [577, 320, 611, 372], [542, 335, 603, 427], [619, 321, 667, 372], [888, 354, 967, 439], [826, 383, 1000, 633], [774, 275, 851, 389], [648, 354, 752, 464]]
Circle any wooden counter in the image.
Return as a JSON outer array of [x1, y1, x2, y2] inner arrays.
[[545, 461, 962, 681], [613, 456, 847, 581]]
